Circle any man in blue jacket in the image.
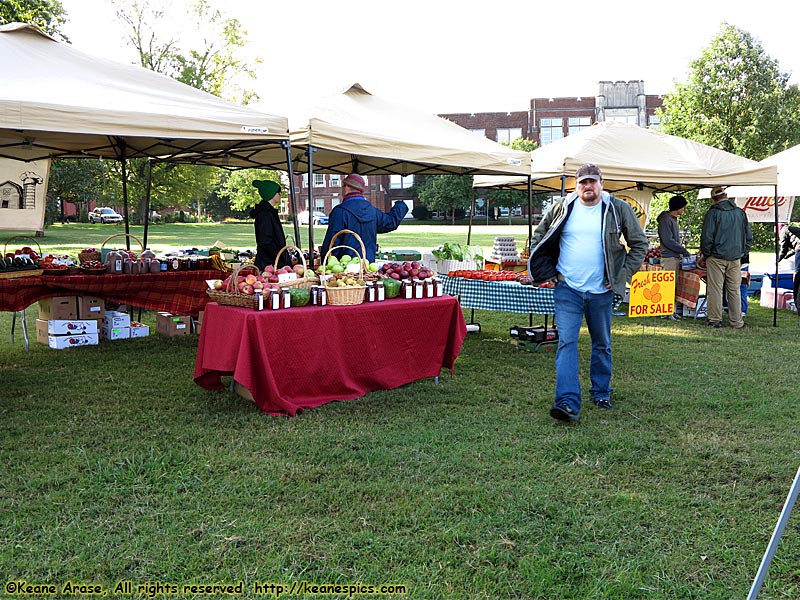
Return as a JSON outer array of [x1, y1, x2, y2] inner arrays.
[[321, 173, 408, 262]]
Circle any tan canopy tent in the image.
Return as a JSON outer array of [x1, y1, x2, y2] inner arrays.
[[0, 23, 293, 244], [473, 121, 777, 251], [699, 142, 800, 222], [473, 121, 777, 194], [185, 83, 532, 250]]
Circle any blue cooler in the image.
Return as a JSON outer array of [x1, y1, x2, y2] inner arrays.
[[766, 272, 794, 290]]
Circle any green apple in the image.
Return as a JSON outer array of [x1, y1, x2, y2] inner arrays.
[[367, 262, 379, 272]]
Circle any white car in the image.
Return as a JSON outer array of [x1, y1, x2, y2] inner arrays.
[[88, 207, 124, 224], [297, 210, 329, 226]]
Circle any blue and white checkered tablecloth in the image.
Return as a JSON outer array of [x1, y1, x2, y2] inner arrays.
[[441, 275, 555, 314]]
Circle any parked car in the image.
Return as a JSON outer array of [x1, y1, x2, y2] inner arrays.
[[88, 207, 124, 224], [297, 210, 329, 226]]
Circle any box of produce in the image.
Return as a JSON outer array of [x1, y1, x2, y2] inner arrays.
[[38, 296, 77, 320]]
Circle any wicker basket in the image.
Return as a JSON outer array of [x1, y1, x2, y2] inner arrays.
[[326, 228, 370, 272], [100, 233, 145, 260], [206, 264, 259, 309], [323, 242, 366, 306], [3, 235, 42, 261], [274, 245, 320, 290], [78, 250, 101, 263]]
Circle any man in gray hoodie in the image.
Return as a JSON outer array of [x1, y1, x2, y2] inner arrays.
[[657, 195, 691, 319]]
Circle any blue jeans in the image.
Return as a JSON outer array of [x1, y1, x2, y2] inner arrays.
[[553, 281, 614, 414]]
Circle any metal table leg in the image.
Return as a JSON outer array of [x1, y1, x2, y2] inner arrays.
[[11, 309, 30, 352]]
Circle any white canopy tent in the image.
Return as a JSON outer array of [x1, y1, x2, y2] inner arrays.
[[474, 121, 777, 195], [0, 23, 293, 243], [698, 143, 800, 223], [473, 121, 777, 249], [184, 83, 532, 250]]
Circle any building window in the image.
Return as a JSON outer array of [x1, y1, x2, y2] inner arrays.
[[470, 128, 486, 137], [497, 127, 522, 144], [605, 110, 638, 125], [390, 174, 415, 189], [301, 174, 308, 188], [362, 176, 369, 187], [329, 174, 341, 187], [648, 114, 661, 129], [540, 118, 563, 145], [568, 117, 592, 135], [313, 173, 325, 187]]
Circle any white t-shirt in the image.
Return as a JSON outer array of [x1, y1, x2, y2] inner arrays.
[[557, 200, 606, 294]]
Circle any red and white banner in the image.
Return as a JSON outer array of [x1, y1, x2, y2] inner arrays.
[[0, 157, 50, 231], [733, 195, 795, 223]]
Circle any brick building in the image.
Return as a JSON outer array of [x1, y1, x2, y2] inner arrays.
[[441, 80, 664, 146], [290, 80, 664, 217]]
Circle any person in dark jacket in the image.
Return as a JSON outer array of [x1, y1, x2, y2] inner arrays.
[[700, 186, 751, 329], [657, 195, 691, 319], [778, 222, 800, 304], [320, 173, 408, 263], [250, 180, 291, 271]]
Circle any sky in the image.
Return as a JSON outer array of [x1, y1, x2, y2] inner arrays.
[[57, 0, 800, 118]]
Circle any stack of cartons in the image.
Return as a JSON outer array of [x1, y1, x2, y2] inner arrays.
[[36, 296, 100, 349], [102, 311, 131, 340]]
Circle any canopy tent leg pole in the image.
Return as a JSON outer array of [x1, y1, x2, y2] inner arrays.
[[306, 146, 316, 260], [114, 138, 131, 248], [773, 183, 779, 327], [142, 159, 153, 250], [283, 141, 302, 251], [527, 176, 533, 249], [747, 465, 800, 599], [467, 190, 476, 245]]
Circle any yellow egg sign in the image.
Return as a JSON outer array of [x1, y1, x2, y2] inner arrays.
[[628, 270, 676, 317]]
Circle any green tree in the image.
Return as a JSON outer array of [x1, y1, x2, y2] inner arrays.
[[113, 0, 261, 105], [657, 23, 800, 249], [218, 169, 283, 212], [658, 23, 800, 160], [105, 0, 263, 223], [0, 0, 68, 40], [46, 159, 110, 223], [412, 175, 474, 224]]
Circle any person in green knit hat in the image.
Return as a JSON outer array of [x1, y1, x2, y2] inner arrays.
[[251, 180, 291, 271]]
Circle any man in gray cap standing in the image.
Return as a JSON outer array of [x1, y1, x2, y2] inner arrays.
[[700, 186, 751, 329], [527, 163, 648, 423]]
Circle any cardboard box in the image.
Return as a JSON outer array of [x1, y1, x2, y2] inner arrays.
[[48, 333, 99, 349], [77, 296, 106, 320], [101, 323, 131, 340], [38, 296, 77, 320], [129, 322, 150, 338], [156, 312, 191, 336], [103, 310, 131, 329], [47, 319, 99, 335]]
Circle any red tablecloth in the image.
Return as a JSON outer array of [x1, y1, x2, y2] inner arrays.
[[0, 270, 220, 315], [194, 296, 467, 416]]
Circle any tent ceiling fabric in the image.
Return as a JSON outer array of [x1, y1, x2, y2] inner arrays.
[[473, 121, 777, 193], [703, 142, 800, 199], [188, 83, 532, 175], [0, 23, 289, 163]]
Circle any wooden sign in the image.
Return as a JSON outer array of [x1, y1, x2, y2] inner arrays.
[[628, 270, 676, 317]]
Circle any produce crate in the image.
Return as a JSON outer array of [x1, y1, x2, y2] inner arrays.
[[378, 249, 421, 262]]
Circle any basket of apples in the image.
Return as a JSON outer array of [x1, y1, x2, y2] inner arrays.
[[206, 264, 266, 309], [273, 245, 320, 290]]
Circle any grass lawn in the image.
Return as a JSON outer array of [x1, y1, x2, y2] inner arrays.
[[1, 222, 527, 260], [2, 224, 799, 599]]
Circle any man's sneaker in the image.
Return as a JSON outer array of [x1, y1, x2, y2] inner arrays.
[[594, 398, 613, 410], [706, 320, 723, 328], [550, 403, 579, 422]]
